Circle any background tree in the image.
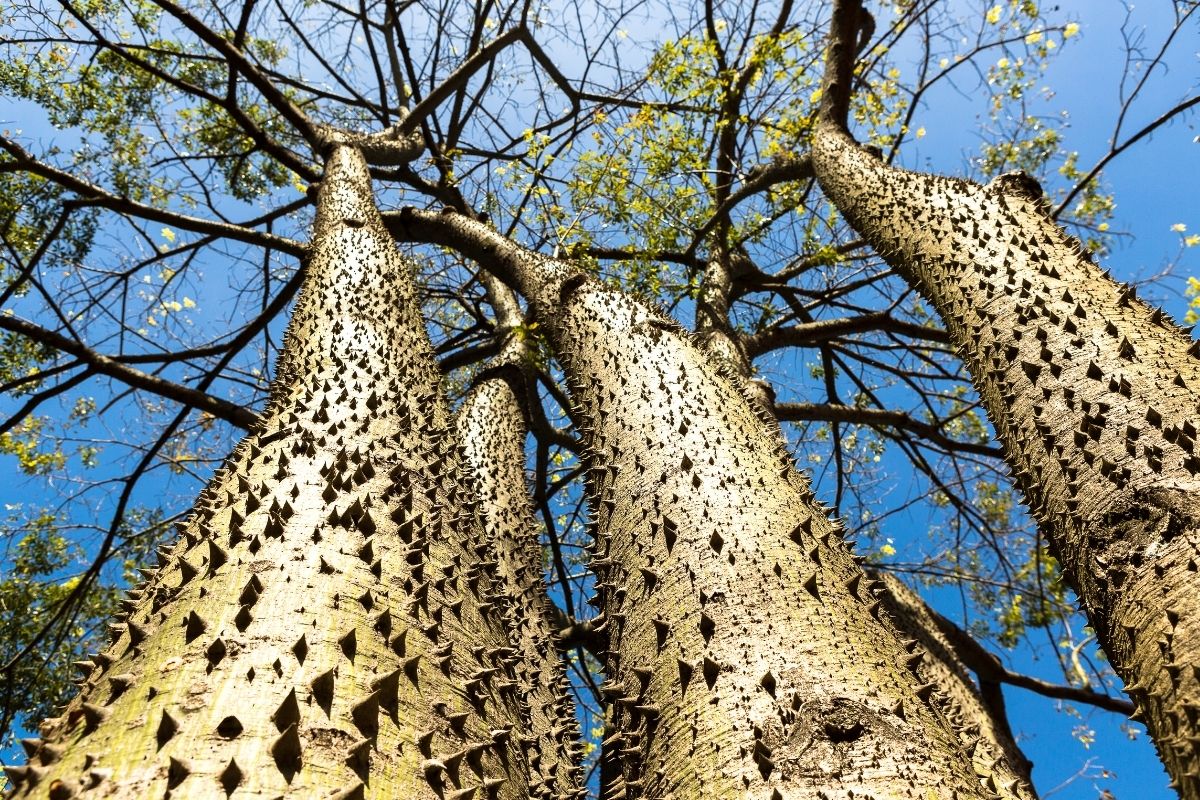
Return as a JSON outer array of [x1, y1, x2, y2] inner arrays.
[[0, 0, 1196, 797]]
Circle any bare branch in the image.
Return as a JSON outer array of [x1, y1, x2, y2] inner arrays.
[[0, 137, 308, 258], [0, 314, 259, 429], [775, 401, 1002, 458]]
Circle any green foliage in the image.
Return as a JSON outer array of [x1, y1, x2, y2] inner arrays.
[[972, 5, 1115, 253], [1186, 276, 1200, 325], [0, 417, 66, 476], [173, 36, 297, 201], [0, 505, 164, 750], [0, 406, 104, 475], [0, 169, 97, 281], [567, 27, 822, 298], [850, 57, 908, 148], [992, 543, 1069, 648], [0, 3, 293, 204], [0, 33, 159, 200], [933, 385, 991, 447], [0, 334, 54, 396], [0, 511, 112, 746]]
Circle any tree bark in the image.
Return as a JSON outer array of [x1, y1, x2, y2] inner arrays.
[[695, 242, 774, 413], [812, 118, 1200, 797], [393, 208, 1028, 800], [873, 574, 1036, 797], [9, 147, 533, 800], [697, 229, 1036, 800], [457, 279, 584, 800]]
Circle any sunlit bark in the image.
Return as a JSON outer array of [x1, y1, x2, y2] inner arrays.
[[9, 148, 532, 800], [813, 109, 1200, 800], [394, 208, 1029, 800], [458, 279, 584, 800]]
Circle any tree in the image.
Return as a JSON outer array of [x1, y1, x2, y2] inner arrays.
[[0, 0, 1194, 797], [811, 0, 1200, 791], [8, 143, 567, 798]]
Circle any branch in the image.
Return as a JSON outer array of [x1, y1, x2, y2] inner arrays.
[[58, 0, 319, 182], [312, 118, 425, 166], [437, 340, 499, 374], [688, 154, 815, 254], [726, 155, 815, 217], [382, 207, 571, 307], [584, 246, 704, 270], [818, 0, 867, 128], [399, 27, 526, 137], [0, 314, 259, 429], [547, 602, 606, 657], [0, 137, 307, 257], [914, 590, 1137, 717], [150, 0, 321, 149], [774, 401, 1002, 458], [745, 310, 948, 356], [0, 367, 94, 436], [1052, 94, 1200, 220]]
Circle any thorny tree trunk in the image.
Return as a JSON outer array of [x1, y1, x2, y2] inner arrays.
[[872, 575, 1036, 795], [812, 120, 1200, 796], [457, 278, 583, 800], [396, 208, 1031, 800], [696, 234, 1038, 799], [695, 244, 775, 413], [7, 147, 539, 800]]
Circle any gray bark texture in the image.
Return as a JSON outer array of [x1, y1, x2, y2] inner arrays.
[[7, 147, 538, 800], [695, 234, 1037, 800], [457, 328, 584, 799], [397, 209, 1032, 799], [812, 120, 1200, 797]]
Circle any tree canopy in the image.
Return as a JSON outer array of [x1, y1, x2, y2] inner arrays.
[[1, 0, 1197, 796]]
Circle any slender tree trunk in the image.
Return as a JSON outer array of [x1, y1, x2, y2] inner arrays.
[[811, 119, 1200, 797], [394, 208, 1029, 799], [695, 244, 774, 413], [9, 147, 533, 800], [457, 277, 584, 800]]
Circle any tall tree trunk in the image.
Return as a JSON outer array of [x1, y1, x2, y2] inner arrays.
[[695, 243, 774, 413], [9, 147, 534, 800], [811, 117, 1200, 797], [394, 208, 1029, 800], [697, 230, 1036, 799], [457, 277, 584, 800]]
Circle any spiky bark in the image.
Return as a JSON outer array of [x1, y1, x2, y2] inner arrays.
[[394, 208, 1029, 800], [811, 120, 1200, 797], [695, 232, 1038, 799], [8, 147, 532, 800], [874, 575, 1036, 797], [695, 244, 774, 412], [457, 280, 584, 800]]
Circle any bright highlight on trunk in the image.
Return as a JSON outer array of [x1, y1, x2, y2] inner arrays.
[[395, 206, 1033, 799], [8, 147, 535, 800]]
